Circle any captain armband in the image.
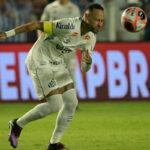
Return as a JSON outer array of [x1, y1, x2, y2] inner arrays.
[[43, 21, 55, 35]]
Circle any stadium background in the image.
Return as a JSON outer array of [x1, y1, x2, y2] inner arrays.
[[0, 0, 150, 150], [0, 0, 150, 102]]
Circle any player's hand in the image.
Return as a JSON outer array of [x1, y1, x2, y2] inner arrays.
[[82, 49, 92, 64], [0, 32, 7, 40]]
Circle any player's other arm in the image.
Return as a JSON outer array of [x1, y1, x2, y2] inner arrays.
[[0, 22, 43, 40], [81, 49, 92, 72]]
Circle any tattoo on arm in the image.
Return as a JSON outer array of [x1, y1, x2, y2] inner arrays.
[[15, 22, 43, 34]]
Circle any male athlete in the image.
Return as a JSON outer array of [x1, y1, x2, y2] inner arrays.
[[39, 0, 81, 109], [41, 0, 80, 21], [0, 3, 104, 150]]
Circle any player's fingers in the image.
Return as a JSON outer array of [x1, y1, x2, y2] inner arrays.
[[83, 56, 90, 63], [82, 56, 87, 62], [84, 51, 89, 58], [85, 49, 90, 58], [84, 49, 88, 54], [83, 54, 90, 60], [82, 56, 86, 60]]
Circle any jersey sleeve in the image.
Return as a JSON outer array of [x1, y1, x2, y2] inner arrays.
[[43, 18, 76, 35], [83, 34, 96, 57], [81, 34, 96, 72]]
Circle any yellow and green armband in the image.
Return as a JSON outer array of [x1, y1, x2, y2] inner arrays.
[[43, 21, 55, 35]]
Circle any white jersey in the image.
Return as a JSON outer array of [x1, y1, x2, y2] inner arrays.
[[26, 17, 96, 68], [40, 1, 81, 83], [41, 1, 81, 21]]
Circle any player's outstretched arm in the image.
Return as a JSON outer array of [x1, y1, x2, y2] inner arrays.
[[0, 22, 43, 40], [81, 49, 92, 72]]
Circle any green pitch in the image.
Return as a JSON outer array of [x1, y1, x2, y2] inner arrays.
[[0, 102, 150, 150]]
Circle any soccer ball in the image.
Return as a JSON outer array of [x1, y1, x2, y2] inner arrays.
[[121, 7, 147, 32]]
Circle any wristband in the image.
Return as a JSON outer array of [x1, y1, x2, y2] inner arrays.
[[5, 29, 16, 38]]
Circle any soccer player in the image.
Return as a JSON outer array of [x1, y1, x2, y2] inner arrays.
[[0, 3, 104, 150], [39, 0, 81, 109], [41, 0, 81, 21]]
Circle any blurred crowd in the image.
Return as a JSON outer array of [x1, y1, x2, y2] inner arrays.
[[0, 0, 150, 42]]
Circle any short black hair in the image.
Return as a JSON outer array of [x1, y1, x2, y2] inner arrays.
[[85, 3, 104, 12]]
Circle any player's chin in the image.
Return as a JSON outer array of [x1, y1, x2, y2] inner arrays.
[[93, 28, 100, 34], [93, 30, 99, 34]]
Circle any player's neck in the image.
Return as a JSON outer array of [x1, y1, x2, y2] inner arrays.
[[58, 0, 70, 5], [81, 20, 91, 36]]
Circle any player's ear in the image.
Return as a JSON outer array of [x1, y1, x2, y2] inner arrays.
[[84, 12, 89, 21]]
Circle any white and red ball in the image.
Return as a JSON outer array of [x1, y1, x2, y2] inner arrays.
[[121, 7, 147, 32]]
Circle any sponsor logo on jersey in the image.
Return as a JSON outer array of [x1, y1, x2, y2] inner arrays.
[[72, 32, 78, 36], [85, 35, 90, 40], [56, 44, 72, 53], [56, 23, 75, 29], [48, 79, 56, 88]]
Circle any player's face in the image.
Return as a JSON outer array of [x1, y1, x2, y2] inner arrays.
[[87, 9, 104, 33]]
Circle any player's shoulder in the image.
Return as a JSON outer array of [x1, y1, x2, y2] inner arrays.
[[85, 32, 96, 46], [68, 17, 81, 23], [56, 17, 81, 24], [88, 32, 96, 41]]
